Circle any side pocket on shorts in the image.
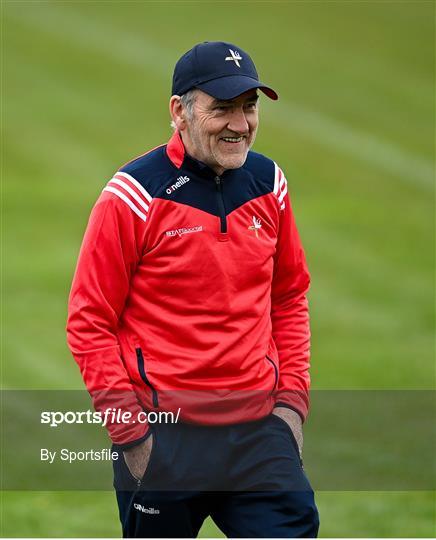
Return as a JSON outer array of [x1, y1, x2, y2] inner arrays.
[[269, 414, 303, 467], [138, 430, 158, 486], [120, 429, 158, 489]]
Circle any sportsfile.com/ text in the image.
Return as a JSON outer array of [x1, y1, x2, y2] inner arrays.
[[40, 408, 181, 428]]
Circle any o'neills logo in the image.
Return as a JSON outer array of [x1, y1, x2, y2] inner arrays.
[[166, 225, 203, 238], [166, 176, 190, 195], [134, 503, 160, 514]]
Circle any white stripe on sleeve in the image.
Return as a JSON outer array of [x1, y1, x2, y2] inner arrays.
[[103, 186, 147, 222], [115, 172, 153, 203], [273, 163, 280, 195], [108, 178, 150, 212], [278, 182, 288, 203]]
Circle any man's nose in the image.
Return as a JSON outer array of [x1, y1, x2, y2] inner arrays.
[[227, 108, 250, 133]]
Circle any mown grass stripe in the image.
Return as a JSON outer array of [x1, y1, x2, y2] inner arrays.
[[6, 4, 434, 190]]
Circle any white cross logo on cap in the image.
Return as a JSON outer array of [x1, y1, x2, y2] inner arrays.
[[225, 49, 242, 68]]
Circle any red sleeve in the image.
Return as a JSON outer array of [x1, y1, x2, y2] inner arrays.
[[66, 187, 150, 448], [271, 166, 311, 422]]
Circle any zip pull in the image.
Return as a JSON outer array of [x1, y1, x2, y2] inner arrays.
[[214, 176, 221, 188]]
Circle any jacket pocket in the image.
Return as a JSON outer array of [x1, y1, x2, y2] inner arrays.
[[136, 347, 159, 407], [266, 355, 279, 394]]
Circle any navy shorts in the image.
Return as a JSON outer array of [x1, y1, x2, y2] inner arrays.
[[113, 414, 319, 538]]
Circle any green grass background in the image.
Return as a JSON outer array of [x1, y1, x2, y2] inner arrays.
[[2, 0, 434, 536]]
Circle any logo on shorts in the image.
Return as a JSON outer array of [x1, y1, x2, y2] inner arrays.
[[134, 503, 160, 514], [248, 216, 262, 238]]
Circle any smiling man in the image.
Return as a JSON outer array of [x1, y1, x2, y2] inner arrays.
[[171, 90, 259, 174], [67, 41, 319, 538]]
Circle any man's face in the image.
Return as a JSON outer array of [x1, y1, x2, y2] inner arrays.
[[181, 89, 259, 176]]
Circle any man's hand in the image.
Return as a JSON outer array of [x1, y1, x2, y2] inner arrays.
[[272, 406, 303, 457], [123, 435, 153, 481]]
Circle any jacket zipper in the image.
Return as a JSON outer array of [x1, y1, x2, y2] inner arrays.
[[136, 348, 159, 407], [266, 355, 279, 394], [214, 176, 227, 233]]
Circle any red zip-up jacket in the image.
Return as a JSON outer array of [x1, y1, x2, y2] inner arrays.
[[66, 131, 311, 449]]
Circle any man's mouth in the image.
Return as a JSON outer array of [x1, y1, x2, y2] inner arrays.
[[220, 136, 245, 143]]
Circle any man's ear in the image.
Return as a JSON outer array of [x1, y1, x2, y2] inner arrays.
[[169, 96, 186, 131]]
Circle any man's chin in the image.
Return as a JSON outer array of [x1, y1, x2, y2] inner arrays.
[[218, 154, 249, 171]]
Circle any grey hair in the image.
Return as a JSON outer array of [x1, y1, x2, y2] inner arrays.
[[170, 89, 198, 130]]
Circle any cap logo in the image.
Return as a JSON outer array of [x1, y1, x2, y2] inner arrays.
[[225, 49, 242, 68]]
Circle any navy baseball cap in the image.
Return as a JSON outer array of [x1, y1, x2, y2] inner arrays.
[[172, 41, 278, 101]]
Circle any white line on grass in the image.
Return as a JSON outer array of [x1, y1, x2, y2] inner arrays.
[[262, 100, 434, 189]]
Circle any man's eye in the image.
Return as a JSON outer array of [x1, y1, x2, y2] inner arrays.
[[215, 105, 231, 111], [245, 102, 257, 110]]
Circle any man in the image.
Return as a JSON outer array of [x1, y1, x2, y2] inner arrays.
[[67, 41, 319, 538]]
